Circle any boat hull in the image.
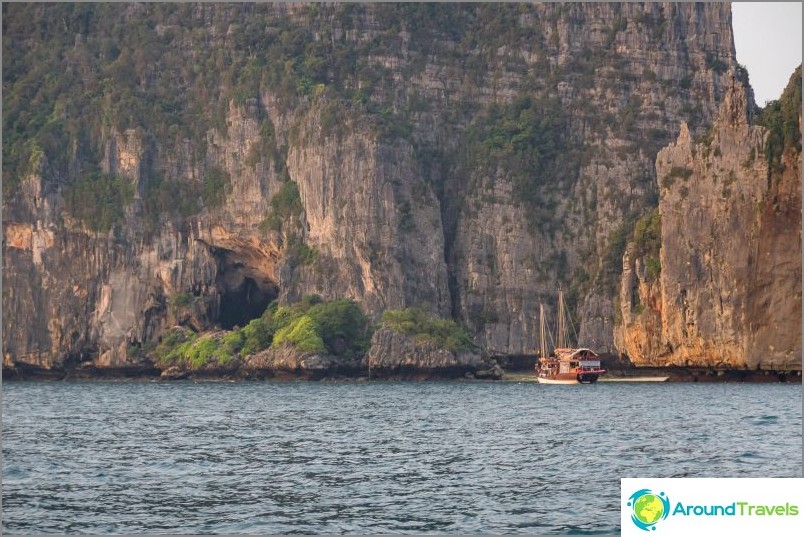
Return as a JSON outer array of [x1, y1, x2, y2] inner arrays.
[[536, 376, 582, 385], [577, 373, 600, 384], [535, 373, 601, 384]]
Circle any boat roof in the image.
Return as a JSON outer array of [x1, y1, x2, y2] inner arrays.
[[555, 347, 599, 359]]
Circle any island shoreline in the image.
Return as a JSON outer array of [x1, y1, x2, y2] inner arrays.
[[4, 363, 801, 383]]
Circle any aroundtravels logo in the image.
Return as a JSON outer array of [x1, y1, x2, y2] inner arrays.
[[627, 489, 671, 531], [625, 486, 800, 532], [622, 479, 804, 537]]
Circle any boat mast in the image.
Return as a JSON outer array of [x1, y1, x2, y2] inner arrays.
[[557, 287, 566, 349], [539, 303, 547, 359]]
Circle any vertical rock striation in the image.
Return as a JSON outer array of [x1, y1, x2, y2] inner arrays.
[[285, 102, 451, 317], [3, 3, 750, 371], [615, 69, 801, 370]]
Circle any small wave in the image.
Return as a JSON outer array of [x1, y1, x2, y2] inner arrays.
[[2, 381, 800, 534]]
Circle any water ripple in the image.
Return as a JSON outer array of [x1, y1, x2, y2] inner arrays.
[[2, 381, 801, 534]]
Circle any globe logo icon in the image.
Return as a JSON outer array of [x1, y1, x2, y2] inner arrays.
[[627, 489, 670, 531]]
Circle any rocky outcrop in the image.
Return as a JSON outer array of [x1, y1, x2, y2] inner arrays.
[[3, 3, 744, 371], [615, 69, 802, 370], [243, 342, 361, 379], [366, 328, 500, 379]]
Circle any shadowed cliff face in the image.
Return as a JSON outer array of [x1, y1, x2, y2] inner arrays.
[[615, 69, 802, 370], [3, 3, 745, 368]]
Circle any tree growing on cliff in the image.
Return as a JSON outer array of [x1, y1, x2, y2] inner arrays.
[[235, 297, 372, 358]]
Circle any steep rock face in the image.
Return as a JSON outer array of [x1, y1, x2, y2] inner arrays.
[[431, 2, 738, 353], [746, 144, 802, 369], [2, 120, 281, 368], [285, 102, 451, 317], [615, 243, 666, 365], [3, 3, 741, 369], [615, 71, 802, 369]]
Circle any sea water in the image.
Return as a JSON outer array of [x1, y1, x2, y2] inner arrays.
[[2, 381, 801, 534]]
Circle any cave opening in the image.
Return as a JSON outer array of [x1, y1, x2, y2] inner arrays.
[[215, 248, 279, 330]]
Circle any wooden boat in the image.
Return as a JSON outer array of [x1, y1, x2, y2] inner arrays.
[[537, 347, 607, 384], [535, 289, 606, 384]]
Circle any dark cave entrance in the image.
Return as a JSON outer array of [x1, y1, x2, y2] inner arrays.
[[215, 248, 279, 330]]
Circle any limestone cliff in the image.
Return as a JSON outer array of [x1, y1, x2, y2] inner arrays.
[[3, 3, 745, 371], [284, 101, 451, 316], [615, 68, 802, 370]]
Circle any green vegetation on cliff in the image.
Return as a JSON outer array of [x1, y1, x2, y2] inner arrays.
[[260, 180, 303, 234], [277, 298, 372, 357], [201, 166, 231, 208], [64, 170, 134, 233], [153, 328, 235, 370], [153, 297, 372, 369], [168, 291, 196, 317], [600, 222, 631, 293], [465, 94, 580, 231], [381, 307, 475, 352], [259, 180, 318, 266], [756, 65, 802, 175], [632, 209, 662, 280], [273, 315, 326, 353], [599, 208, 661, 293]]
